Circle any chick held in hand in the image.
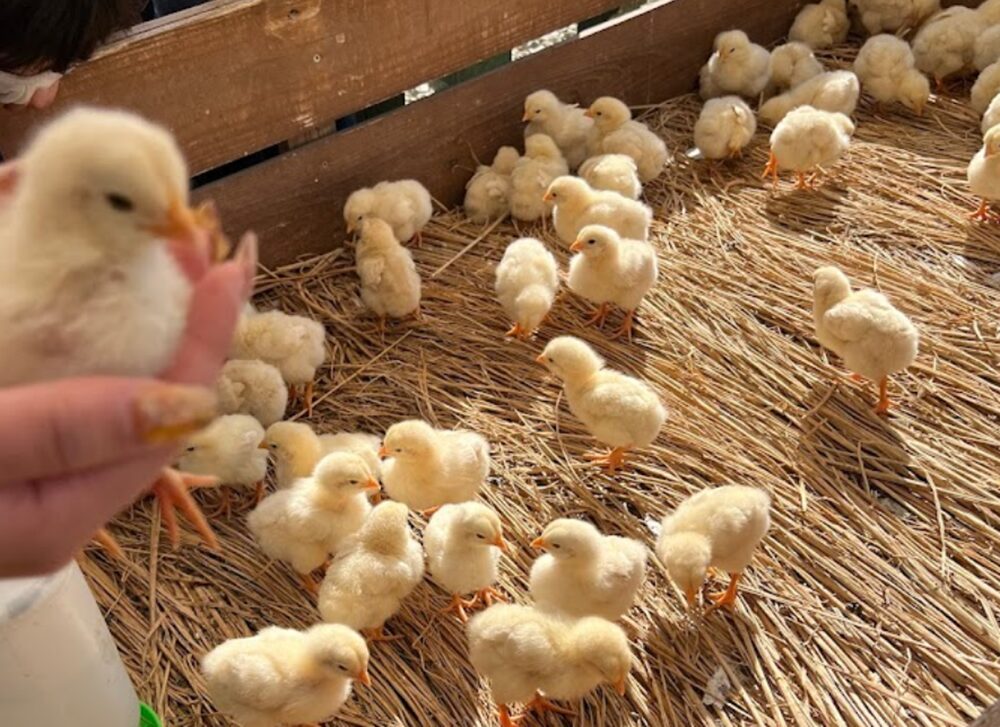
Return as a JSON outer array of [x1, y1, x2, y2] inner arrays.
[[495, 237, 559, 340], [853, 35, 930, 115], [762, 106, 854, 190], [202, 623, 370, 727], [693, 96, 757, 161], [536, 336, 666, 473], [355, 216, 421, 333], [468, 604, 632, 727], [656, 485, 771, 611], [509, 134, 569, 229], [577, 154, 642, 200], [216, 359, 288, 427], [465, 146, 520, 223], [344, 179, 432, 246], [968, 126, 1000, 221], [530, 519, 647, 621], [176, 414, 268, 512], [585, 97, 667, 182], [262, 421, 381, 490], [545, 175, 651, 246], [522, 89, 597, 170], [699, 30, 771, 100]]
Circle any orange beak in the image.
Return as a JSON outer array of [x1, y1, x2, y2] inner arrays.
[[569, 239, 584, 252], [258, 441, 269, 450], [147, 198, 199, 240], [530, 536, 547, 550], [583, 109, 595, 118], [542, 191, 554, 203], [685, 585, 698, 607], [521, 110, 531, 122], [363, 477, 381, 492], [378, 445, 390, 458], [356, 668, 371, 687], [492, 534, 509, 552], [535, 353, 547, 366], [613, 676, 627, 696]]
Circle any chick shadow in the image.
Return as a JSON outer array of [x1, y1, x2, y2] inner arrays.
[[763, 181, 850, 236]]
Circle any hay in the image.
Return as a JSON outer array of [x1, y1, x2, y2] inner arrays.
[[85, 51, 1000, 727]]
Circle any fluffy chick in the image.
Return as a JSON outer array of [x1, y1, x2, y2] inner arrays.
[[522, 89, 597, 170], [759, 70, 860, 125], [529, 519, 647, 621], [693, 96, 757, 160], [216, 359, 288, 427], [577, 154, 642, 200], [656, 485, 771, 610], [585, 97, 668, 182], [853, 34, 930, 114], [464, 146, 520, 223], [763, 105, 855, 189], [509, 134, 570, 226], [536, 336, 666, 473], [495, 237, 559, 340], [789, 0, 849, 49], [911, 6, 979, 88], [318, 501, 424, 640], [176, 414, 268, 508], [202, 623, 370, 727], [813, 266, 919, 413], [263, 421, 381, 489], [853, 0, 940, 35], [769, 42, 824, 94], [343, 179, 432, 245], [972, 61, 1000, 113], [545, 176, 651, 246], [355, 216, 421, 332], [975, 25, 1000, 71], [699, 30, 771, 100], [982, 93, 1000, 134]]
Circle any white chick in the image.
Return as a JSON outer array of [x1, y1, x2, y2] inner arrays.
[[975, 24, 1000, 71], [202, 623, 370, 727], [343, 179, 433, 245], [911, 6, 979, 88], [979, 0, 1000, 25], [585, 97, 668, 182], [468, 604, 631, 727], [577, 154, 642, 200], [545, 176, 651, 246], [509, 134, 570, 227], [380, 419, 490, 513], [247, 452, 378, 594], [693, 96, 757, 160], [655, 485, 771, 609], [318, 501, 424, 640], [355, 216, 421, 332], [759, 70, 860, 125], [494, 237, 559, 340], [536, 336, 666, 473], [853, 34, 930, 114], [529, 519, 647, 621], [972, 61, 1000, 113], [763, 106, 855, 189], [852, 0, 940, 35], [216, 359, 288, 427], [522, 89, 596, 170], [699, 29, 771, 100], [789, 0, 850, 49], [982, 93, 1000, 134], [768, 42, 824, 94], [176, 414, 268, 509], [263, 421, 381, 489], [464, 146, 520, 223], [813, 266, 919, 414], [567, 225, 658, 340], [424, 502, 508, 622]]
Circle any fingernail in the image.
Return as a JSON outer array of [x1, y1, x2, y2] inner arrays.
[[235, 231, 259, 297], [135, 384, 218, 443]]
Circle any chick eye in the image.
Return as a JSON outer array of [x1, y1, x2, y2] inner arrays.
[[475, 533, 486, 539], [551, 543, 561, 549], [337, 664, 348, 672], [105, 193, 134, 212], [534, 109, 541, 114], [587, 239, 596, 245], [595, 111, 603, 117], [349, 479, 358, 485], [185, 446, 196, 453]]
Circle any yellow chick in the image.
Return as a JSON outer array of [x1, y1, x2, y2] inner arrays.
[[982, 94, 1000, 134], [853, 0, 940, 35], [854, 35, 930, 115], [494, 237, 559, 340], [176, 414, 268, 509], [813, 266, 919, 414], [544, 176, 652, 247], [768, 42, 824, 94], [655, 485, 771, 610], [975, 25, 1000, 71], [380, 419, 490, 513], [980, 0, 1000, 24], [693, 96, 757, 160], [248, 452, 378, 594], [343, 179, 433, 245], [584, 97, 668, 183], [788, 0, 849, 49], [262, 421, 381, 489], [699, 29, 771, 100], [522, 89, 597, 170], [577, 154, 642, 200], [536, 336, 666, 473], [355, 216, 421, 333], [759, 70, 860, 125], [318, 501, 425, 641], [763, 106, 855, 190], [567, 225, 658, 340], [972, 61, 1000, 113], [425, 502, 509, 622], [468, 603, 632, 727], [202, 623, 370, 727], [509, 134, 569, 227], [912, 6, 979, 89], [464, 146, 520, 223], [216, 359, 288, 427], [529, 519, 647, 621]]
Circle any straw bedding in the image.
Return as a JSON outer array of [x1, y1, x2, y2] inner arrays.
[[85, 52, 1000, 727]]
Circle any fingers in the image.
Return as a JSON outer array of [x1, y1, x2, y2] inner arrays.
[[0, 160, 18, 197], [168, 228, 212, 282]]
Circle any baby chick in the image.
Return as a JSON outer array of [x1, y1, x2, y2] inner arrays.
[[530, 519, 647, 621], [380, 419, 490, 513], [567, 225, 658, 340], [853, 35, 930, 115], [788, 0, 849, 49], [202, 623, 370, 727], [763, 106, 855, 190], [536, 336, 666, 473], [468, 604, 632, 727], [984, 94, 1000, 135], [975, 25, 1000, 71], [522, 89, 596, 170], [216, 359, 288, 427], [585, 97, 668, 182], [176, 414, 268, 510], [656, 485, 771, 610], [577, 154, 642, 200], [464, 146, 520, 223], [813, 266, 919, 413], [343, 179, 433, 246], [509, 134, 570, 228], [495, 237, 559, 340], [912, 6, 979, 90], [853, 0, 940, 35], [425, 502, 509, 622], [693, 96, 757, 160], [768, 42, 824, 94], [759, 70, 860, 125], [545, 176, 652, 246], [263, 421, 381, 489], [355, 216, 421, 333], [699, 30, 771, 100], [972, 61, 1000, 113], [318, 501, 424, 640]]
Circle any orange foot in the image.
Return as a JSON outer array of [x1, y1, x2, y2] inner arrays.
[[498, 705, 524, 727], [794, 171, 815, 190], [850, 372, 864, 383], [92, 528, 124, 560], [254, 480, 266, 505], [610, 310, 636, 341], [471, 586, 507, 608], [969, 199, 995, 222], [207, 488, 232, 519], [298, 572, 319, 596], [584, 446, 630, 474], [420, 505, 442, 518], [362, 625, 403, 643], [584, 303, 610, 328], [303, 380, 315, 417], [411, 230, 423, 247], [441, 593, 477, 622], [506, 322, 525, 339], [707, 572, 741, 612], [761, 150, 779, 188], [875, 376, 891, 416], [151, 468, 220, 551], [526, 693, 577, 717]]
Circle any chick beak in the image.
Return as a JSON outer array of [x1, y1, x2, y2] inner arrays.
[[535, 353, 547, 366], [147, 198, 199, 240], [521, 110, 532, 122], [258, 441, 269, 451], [613, 676, 627, 696], [377, 445, 390, 459], [346, 222, 356, 234], [569, 239, 584, 253], [685, 585, 698, 607], [493, 534, 510, 552], [530, 536, 547, 550], [357, 668, 372, 687], [542, 191, 554, 203], [583, 109, 595, 118], [363, 477, 381, 493]]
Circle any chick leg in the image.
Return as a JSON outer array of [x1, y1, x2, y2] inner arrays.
[[411, 230, 423, 247], [420, 505, 442, 518], [440, 593, 477, 623], [362, 625, 403, 642], [708, 572, 742, 611], [583, 302, 610, 328], [375, 315, 387, 336], [206, 488, 231, 519], [794, 171, 813, 191], [611, 309, 636, 342], [584, 446, 630, 474], [526, 693, 578, 717], [850, 372, 864, 383], [303, 380, 315, 417], [505, 322, 524, 339], [969, 198, 993, 222], [298, 573, 319, 596], [498, 705, 524, 727], [254, 480, 266, 504], [92, 528, 125, 560], [875, 376, 891, 415], [761, 150, 779, 189], [288, 384, 299, 405], [151, 468, 220, 551], [472, 586, 507, 608]]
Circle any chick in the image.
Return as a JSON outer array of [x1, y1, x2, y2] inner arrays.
[[263, 421, 381, 489], [509, 134, 570, 228], [544, 176, 652, 246], [380, 419, 490, 513], [529, 519, 647, 621], [813, 266, 919, 414], [425, 502, 509, 622], [464, 146, 520, 223], [693, 96, 757, 160], [567, 225, 658, 340], [585, 97, 668, 182], [216, 359, 288, 427], [655, 485, 771, 610], [536, 336, 666, 473], [972, 61, 1000, 113], [762, 106, 855, 190], [176, 414, 268, 510], [202, 623, 370, 727], [759, 70, 860, 125], [975, 25, 1000, 71], [522, 89, 596, 170], [769, 42, 824, 94], [495, 237, 559, 340], [853, 35, 930, 115], [699, 30, 771, 100], [853, 0, 940, 35], [789, 0, 849, 49], [355, 216, 421, 333], [982, 93, 1000, 134], [577, 154, 642, 200], [911, 6, 979, 89], [468, 604, 632, 727], [979, 0, 1000, 25], [343, 179, 433, 246], [247, 452, 378, 594], [318, 501, 424, 640]]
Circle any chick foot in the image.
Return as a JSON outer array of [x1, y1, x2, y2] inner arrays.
[[410, 230, 423, 247], [441, 593, 477, 623], [761, 150, 779, 189], [472, 587, 507, 607], [875, 376, 891, 415], [206, 488, 232, 519], [794, 171, 814, 190], [969, 199, 995, 222], [151, 468, 220, 551], [303, 381, 315, 417], [850, 372, 864, 383], [525, 693, 577, 717], [583, 303, 610, 328], [362, 625, 403, 643], [91, 528, 125, 560], [505, 322, 525, 339], [610, 310, 636, 342], [498, 705, 524, 727], [254, 480, 266, 504], [584, 446, 630, 474], [420, 505, 442, 518], [298, 573, 319, 596], [707, 572, 742, 612]]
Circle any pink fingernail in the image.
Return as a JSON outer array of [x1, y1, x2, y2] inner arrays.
[[135, 384, 218, 443], [235, 231, 259, 297]]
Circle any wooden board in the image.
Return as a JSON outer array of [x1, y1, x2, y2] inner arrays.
[[0, 0, 625, 174], [195, 0, 805, 267]]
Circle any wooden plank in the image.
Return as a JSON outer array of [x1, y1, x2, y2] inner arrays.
[[0, 0, 625, 174], [195, 0, 805, 267]]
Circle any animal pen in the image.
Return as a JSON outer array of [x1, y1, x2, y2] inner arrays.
[[2, 0, 999, 725]]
